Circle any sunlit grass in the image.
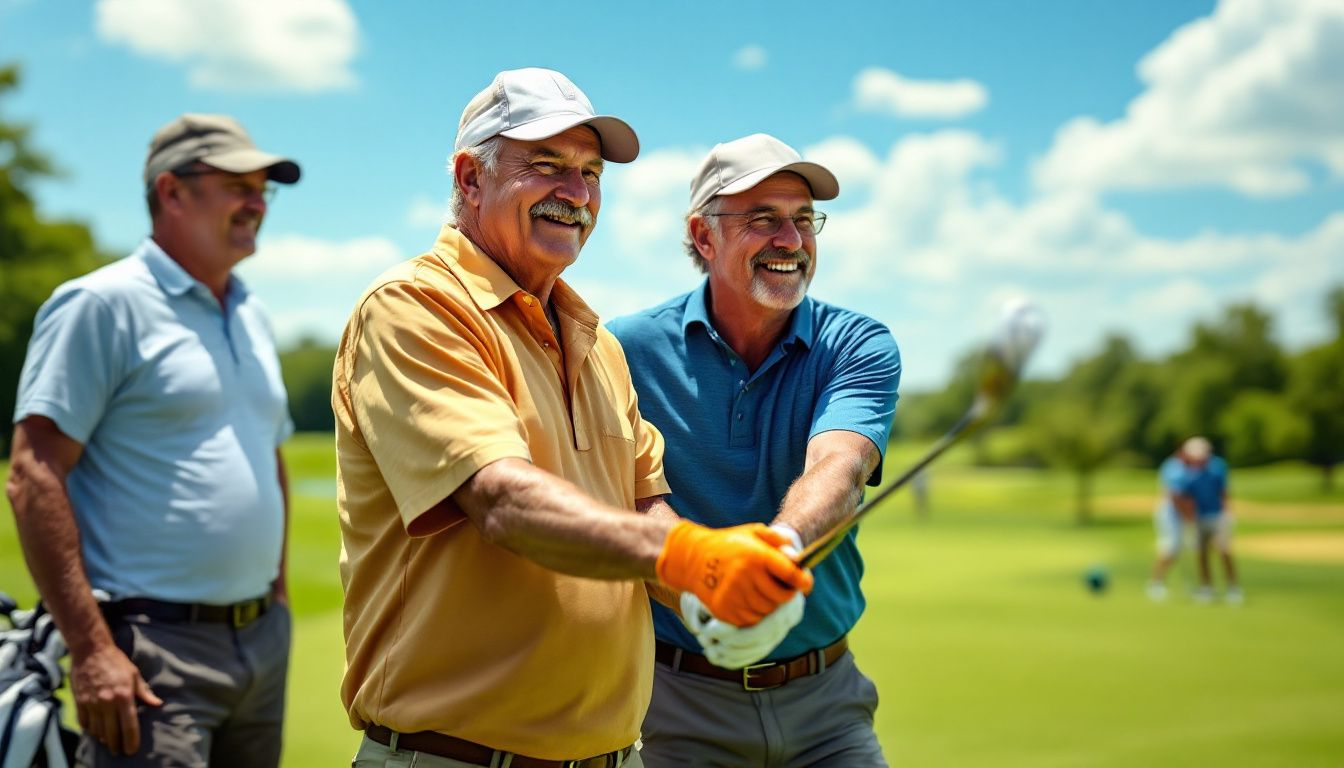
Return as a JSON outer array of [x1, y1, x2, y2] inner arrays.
[[3, 434, 1342, 766]]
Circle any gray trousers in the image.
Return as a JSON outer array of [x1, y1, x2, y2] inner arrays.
[[352, 734, 645, 767], [640, 651, 886, 767], [77, 602, 291, 767]]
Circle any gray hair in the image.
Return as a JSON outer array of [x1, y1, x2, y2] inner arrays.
[[682, 196, 725, 273], [447, 136, 504, 225]]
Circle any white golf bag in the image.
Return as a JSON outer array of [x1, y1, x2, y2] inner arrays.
[[0, 593, 76, 768]]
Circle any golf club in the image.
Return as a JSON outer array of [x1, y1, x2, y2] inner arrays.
[[796, 298, 1046, 569]]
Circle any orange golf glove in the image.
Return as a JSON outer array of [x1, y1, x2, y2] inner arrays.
[[656, 521, 814, 627]]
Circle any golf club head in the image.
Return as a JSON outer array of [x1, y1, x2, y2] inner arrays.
[[973, 298, 1045, 420]]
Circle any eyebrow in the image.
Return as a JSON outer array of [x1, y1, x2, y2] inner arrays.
[[530, 146, 605, 172], [738, 204, 816, 215]]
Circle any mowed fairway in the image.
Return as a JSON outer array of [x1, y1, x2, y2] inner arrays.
[[3, 433, 1342, 766]]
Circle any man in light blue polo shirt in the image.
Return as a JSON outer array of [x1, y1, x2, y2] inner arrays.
[[610, 134, 900, 765], [7, 114, 300, 766]]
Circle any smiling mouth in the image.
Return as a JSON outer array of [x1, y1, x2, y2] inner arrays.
[[536, 215, 583, 229]]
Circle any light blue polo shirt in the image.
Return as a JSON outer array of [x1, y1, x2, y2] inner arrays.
[[609, 281, 900, 660], [14, 239, 293, 604]]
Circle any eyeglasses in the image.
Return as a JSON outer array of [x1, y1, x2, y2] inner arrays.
[[173, 168, 277, 203], [703, 210, 827, 236]]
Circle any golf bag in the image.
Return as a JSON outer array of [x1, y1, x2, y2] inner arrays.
[[0, 592, 77, 768]]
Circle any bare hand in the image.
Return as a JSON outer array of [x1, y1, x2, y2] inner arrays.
[[71, 643, 162, 756]]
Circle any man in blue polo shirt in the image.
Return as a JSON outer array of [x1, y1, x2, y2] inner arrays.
[[1147, 436, 1242, 604], [7, 114, 299, 766], [610, 133, 900, 765]]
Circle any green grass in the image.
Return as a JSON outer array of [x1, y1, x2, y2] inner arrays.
[[4, 434, 1343, 766]]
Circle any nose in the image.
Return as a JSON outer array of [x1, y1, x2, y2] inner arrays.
[[772, 217, 805, 251], [553, 168, 591, 208]]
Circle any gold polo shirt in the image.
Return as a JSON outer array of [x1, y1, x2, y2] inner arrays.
[[333, 225, 669, 758]]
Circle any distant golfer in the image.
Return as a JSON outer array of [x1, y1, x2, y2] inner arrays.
[[1148, 436, 1243, 604], [610, 133, 900, 765], [333, 70, 810, 768], [8, 114, 300, 765]]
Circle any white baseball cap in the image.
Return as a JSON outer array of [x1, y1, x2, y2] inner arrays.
[[1182, 436, 1213, 461], [454, 68, 639, 163], [689, 133, 838, 211]]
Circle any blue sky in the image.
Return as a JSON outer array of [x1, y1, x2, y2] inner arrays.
[[3, 0, 1342, 388]]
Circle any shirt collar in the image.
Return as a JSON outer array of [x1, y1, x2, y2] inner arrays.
[[431, 225, 521, 311], [681, 278, 815, 350], [138, 238, 247, 304], [432, 224, 600, 331]]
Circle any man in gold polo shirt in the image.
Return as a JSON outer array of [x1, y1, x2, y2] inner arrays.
[[334, 68, 813, 768]]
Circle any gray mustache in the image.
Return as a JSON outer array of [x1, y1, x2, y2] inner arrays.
[[752, 247, 809, 271], [531, 199, 593, 229]]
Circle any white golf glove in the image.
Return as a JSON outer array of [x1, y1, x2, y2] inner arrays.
[[679, 523, 808, 669]]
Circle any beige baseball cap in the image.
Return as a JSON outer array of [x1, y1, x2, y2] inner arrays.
[[143, 113, 300, 187], [1182, 436, 1213, 461], [689, 133, 839, 211], [454, 68, 639, 163]]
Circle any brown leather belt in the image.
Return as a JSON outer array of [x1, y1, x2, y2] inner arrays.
[[655, 635, 849, 691], [365, 725, 633, 768], [102, 596, 271, 629]]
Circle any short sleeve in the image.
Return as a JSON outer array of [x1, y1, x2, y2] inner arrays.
[[346, 281, 532, 533], [614, 341, 669, 501], [809, 322, 901, 486], [14, 288, 127, 443]]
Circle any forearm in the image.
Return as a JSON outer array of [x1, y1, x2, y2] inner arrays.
[[455, 458, 674, 581], [774, 441, 877, 546], [638, 495, 684, 610], [272, 451, 289, 602], [7, 461, 112, 658]]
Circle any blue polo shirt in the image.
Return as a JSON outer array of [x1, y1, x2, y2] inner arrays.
[[1161, 455, 1228, 518], [609, 281, 900, 659], [14, 239, 293, 604]]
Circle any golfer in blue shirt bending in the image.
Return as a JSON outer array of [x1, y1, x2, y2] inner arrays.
[[609, 134, 900, 766]]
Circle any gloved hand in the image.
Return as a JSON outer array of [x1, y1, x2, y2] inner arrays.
[[682, 591, 806, 669], [657, 521, 812, 627]]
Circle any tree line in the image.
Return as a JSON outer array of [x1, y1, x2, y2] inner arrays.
[[897, 291, 1344, 520]]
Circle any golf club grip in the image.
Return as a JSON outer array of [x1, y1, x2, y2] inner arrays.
[[796, 408, 979, 570]]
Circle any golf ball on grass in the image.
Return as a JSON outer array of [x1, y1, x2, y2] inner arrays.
[[1083, 566, 1109, 595]]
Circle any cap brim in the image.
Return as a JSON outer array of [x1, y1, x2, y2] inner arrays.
[[500, 114, 640, 163], [203, 148, 302, 184], [718, 161, 839, 202]]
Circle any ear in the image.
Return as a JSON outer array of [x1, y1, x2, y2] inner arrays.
[[153, 172, 186, 215], [453, 152, 485, 208], [688, 215, 718, 263]]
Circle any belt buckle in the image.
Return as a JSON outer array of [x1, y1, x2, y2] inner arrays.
[[231, 600, 261, 628], [742, 662, 780, 691]]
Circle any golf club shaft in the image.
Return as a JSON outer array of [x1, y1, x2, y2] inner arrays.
[[796, 403, 982, 569]]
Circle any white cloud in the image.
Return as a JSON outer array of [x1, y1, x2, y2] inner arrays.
[[595, 126, 1341, 388], [1034, 0, 1344, 196], [803, 136, 881, 189], [237, 234, 404, 344], [95, 0, 359, 92], [853, 67, 988, 120], [406, 195, 449, 230], [732, 44, 767, 71]]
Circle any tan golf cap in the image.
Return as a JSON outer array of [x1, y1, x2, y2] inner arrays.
[[689, 133, 839, 211], [454, 68, 639, 163], [1182, 436, 1212, 461], [143, 113, 300, 188]]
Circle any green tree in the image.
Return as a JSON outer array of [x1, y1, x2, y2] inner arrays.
[[1026, 393, 1129, 524], [278, 338, 338, 432], [1286, 285, 1344, 489], [1217, 390, 1310, 467], [1, 64, 107, 454]]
